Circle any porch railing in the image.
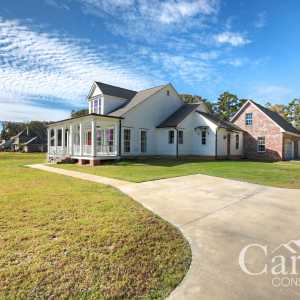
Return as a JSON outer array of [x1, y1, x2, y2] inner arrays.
[[96, 144, 117, 156], [50, 144, 117, 157]]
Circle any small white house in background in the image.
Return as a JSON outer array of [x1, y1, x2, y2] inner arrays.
[[47, 82, 244, 165]]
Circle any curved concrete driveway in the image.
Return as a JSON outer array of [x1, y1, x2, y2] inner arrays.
[[29, 164, 300, 300]]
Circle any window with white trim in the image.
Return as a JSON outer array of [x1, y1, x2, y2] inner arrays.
[[124, 128, 131, 153], [65, 129, 68, 147], [201, 130, 206, 145], [57, 129, 62, 146], [141, 130, 147, 153], [235, 134, 239, 150], [178, 130, 183, 144], [50, 129, 55, 146], [257, 136, 266, 152], [245, 113, 253, 125], [168, 130, 174, 144]]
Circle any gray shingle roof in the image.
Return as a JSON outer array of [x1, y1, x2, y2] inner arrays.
[[109, 85, 166, 117], [157, 104, 200, 128], [251, 101, 300, 135], [198, 112, 244, 131], [95, 82, 137, 100]]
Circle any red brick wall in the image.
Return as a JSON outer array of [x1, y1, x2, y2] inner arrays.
[[233, 103, 283, 161]]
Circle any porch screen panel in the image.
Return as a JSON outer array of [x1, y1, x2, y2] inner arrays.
[[106, 128, 114, 152]]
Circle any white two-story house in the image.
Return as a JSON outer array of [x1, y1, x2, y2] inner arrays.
[[47, 82, 244, 165]]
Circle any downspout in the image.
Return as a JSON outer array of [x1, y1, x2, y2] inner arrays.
[[118, 119, 122, 159], [215, 127, 218, 160]]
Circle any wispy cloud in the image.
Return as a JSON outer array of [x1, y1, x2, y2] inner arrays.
[[213, 31, 250, 46], [76, 0, 219, 41], [252, 85, 293, 103], [254, 11, 267, 29], [0, 17, 154, 121], [44, 0, 71, 10]]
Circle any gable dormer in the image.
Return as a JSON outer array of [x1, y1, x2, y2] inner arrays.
[[87, 82, 137, 115]]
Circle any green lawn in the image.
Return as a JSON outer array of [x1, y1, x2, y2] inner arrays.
[[0, 153, 191, 299], [55, 158, 300, 188]]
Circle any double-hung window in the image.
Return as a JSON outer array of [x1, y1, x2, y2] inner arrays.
[[235, 134, 239, 150], [50, 129, 55, 146], [178, 130, 183, 144], [141, 130, 147, 153], [245, 113, 253, 125], [168, 130, 174, 144], [124, 128, 131, 153], [201, 130, 206, 145], [57, 129, 62, 146], [65, 129, 68, 147], [257, 136, 266, 153]]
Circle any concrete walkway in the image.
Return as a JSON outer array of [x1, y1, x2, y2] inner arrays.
[[28, 164, 300, 300]]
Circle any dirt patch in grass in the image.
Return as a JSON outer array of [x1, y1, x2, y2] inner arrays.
[[0, 153, 191, 299]]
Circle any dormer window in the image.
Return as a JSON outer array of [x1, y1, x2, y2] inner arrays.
[[93, 99, 98, 113], [90, 97, 101, 114]]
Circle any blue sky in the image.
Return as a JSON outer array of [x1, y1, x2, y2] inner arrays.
[[0, 0, 299, 121]]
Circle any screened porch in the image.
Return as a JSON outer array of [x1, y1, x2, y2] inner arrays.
[[47, 115, 120, 162]]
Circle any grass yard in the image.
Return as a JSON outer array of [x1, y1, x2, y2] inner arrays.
[[0, 153, 191, 299], [55, 158, 300, 188]]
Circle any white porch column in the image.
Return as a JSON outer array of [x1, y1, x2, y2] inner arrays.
[[91, 119, 96, 157], [79, 122, 83, 156], [89, 100, 92, 114], [69, 125, 73, 155]]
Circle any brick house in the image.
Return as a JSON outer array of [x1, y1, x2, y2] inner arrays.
[[231, 100, 300, 161]]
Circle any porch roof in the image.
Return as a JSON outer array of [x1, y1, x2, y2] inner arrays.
[[198, 111, 244, 132], [48, 113, 123, 127]]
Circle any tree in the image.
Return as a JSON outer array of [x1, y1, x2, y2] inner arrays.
[[0, 121, 49, 141], [180, 94, 213, 113], [214, 92, 245, 120], [285, 98, 300, 129], [71, 109, 89, 118], [265, 103, 287, 119]]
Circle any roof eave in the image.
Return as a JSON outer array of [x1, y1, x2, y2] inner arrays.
[[48, 113, 123, 127]]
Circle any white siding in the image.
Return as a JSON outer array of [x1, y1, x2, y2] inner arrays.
[[102, 95, 128, 115], [121, 84, 183, 156], [217, 129, 244, 157], [230, 132, 244, 156], [178, 112, 218, 156], [156, 129, 177, 155], [217, 128, 228, 157]]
